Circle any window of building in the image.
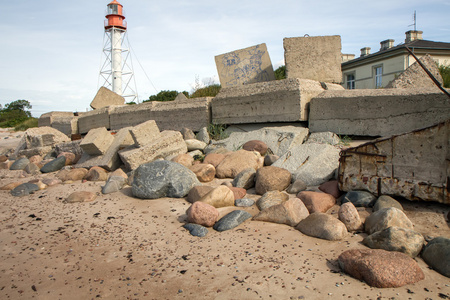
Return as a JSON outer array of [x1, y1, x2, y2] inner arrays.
[[346, 74, 355, 89], [375, 66, 383, 88]]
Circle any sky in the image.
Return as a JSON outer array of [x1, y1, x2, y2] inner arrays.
[[1, 0, 449, 117]]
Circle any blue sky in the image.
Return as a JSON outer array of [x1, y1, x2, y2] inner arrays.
[[1, 0, 449, 117]]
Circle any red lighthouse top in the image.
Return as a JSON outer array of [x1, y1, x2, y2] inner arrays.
[[105, 0, 127, 30]]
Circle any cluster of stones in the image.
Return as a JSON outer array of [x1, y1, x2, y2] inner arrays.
[[1, 124, 449, 288]]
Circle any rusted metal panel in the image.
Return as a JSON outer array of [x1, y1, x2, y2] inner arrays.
[[339, 120, 450, 204]]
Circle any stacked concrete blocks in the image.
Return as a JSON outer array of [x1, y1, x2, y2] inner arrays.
[[78, 106, 122, 134]]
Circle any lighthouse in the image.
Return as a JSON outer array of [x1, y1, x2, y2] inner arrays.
[[99, 0, 137, 101]]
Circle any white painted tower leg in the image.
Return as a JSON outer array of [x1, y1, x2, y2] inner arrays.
[[111, 28, 122, 95]]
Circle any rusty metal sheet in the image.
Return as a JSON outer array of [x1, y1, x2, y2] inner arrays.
[[338, 120, 450, 204]]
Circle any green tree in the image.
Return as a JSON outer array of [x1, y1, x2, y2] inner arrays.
[[274, 65, 286, 80], [144, 90, 189, 102], [190, 84, 221, 98], [0, 99, 33, 127], [438, 64, 450, 88]]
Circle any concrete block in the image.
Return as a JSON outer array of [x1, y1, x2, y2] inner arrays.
[[215, 43, 275, 88], [110, 98, 212, 132], [76, 126, 134, 171], [38, 111, 74, 128], [339, 120, 449, 204], [78, 106, 121, 134], [386, 54, 444, 90], [18, 146, 53, 158], [24, 127, 70, 148], [309, 88, 450, 137], [80, 127, 114, 156], [212, 78, 327, 124], [54, 140, 83, 156], [119, 130, 187, 171], [90, 87, 125, 109], [130, 120, 161, 147], [51, 115, 79, 136], [284, 35, 342, 83]]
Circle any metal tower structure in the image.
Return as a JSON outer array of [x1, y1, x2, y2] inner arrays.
[[99, 0, 138, 102]]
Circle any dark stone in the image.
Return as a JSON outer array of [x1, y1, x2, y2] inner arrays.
[[373, 195, 403, 212], [40, 156, 67, 173], [342, 191, 376, 207], [235, 198, 255, 207], [213, 210, 252, 232], [421, 237, 450, 277], [11, 183, 39, 197], [183, 223, 208, 237], [10, 157, 30, 170], [132, 160, 200, 199]]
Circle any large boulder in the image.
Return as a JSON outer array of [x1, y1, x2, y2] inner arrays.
[[215, 150, 262, 179], [421, 237, 450, 277], [296, 212, 347, 241], [338, 202, 362, 231], [254, 166, 292, 195], [297, 191, 336, 213], [272, 143, 340, 186], [365, 207, 413, 235], [132, 160, 200, 199], [373, 195, 403, 212], [253, 198, 309, 227], [362, 227, 424, 258], [338, 249, 425, 288]]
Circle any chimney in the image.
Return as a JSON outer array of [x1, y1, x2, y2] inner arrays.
[[360, 47, 371, 57], [405, 30, 423, 43], [380, 39, 395, 51]]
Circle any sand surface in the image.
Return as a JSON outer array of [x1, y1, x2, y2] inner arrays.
[[0, 132, 449, 299]]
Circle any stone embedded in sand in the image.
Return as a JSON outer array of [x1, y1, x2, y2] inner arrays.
[[132, 160, 200, 199], [108, 168, 128, 180], [24, 163, 41, 175], [10, 157, 30, 170], [373, 195, 403, 212], [365, 207, 413, 235], [228, 186, 246, 200], [253, 198, 309, 227], [362, 226, 424, 258], [297, 191, 336, 213], [318, 180, 341, 199], [28, 179, 46, 190], [40, 156, 66, 173], [28, 155, 42, 165], [0, 155, 8, 163], [84, 166, 109, 182], [0, 160, 13, 170], [1, 181, 22, 191], [171, 153, 194, 168], [342, 191, 376, 207], [296, 212, 347, 241], [232, 168, 256, 190], [65, 191, 97, 203], [213, 210, 252, 232], [186, 202, 219, 227], [102, 176, 127, 194], [189, 164, 216, 182], [255, 166, 291, 195], [203, 153, 226, 168], [216, 150, 262, 179], [10, 183, 40, 197], [199, 185, 235, 208], [56, 168, 88, 181], [235, 198, 255, 207], [338, 202, 362, 232], [186, 186, 215, 203], [242, 140, 268, 156], [338, 248, 425, 288], [256, 190, 289, 211], [421, 237, 450, 277], [41, 178, 62, 187], [183, 223, 208, 237]]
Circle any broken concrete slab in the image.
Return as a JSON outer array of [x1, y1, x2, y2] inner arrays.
[[130, 120, 161, 147], [284, 35, 342, 83], [212, 78, 339, 124], [78, 106, 121, 134], [119, 130, 187, 171], [309, 88, 450, 136], [207, 126, 309, 157], [80, 127, 114, 156], [51, 115, 79, 136], [38, 111, 75, 128], [90, 87, 125, 110], [54, 140, 83, 157], [339, 120, 449, 204], [386, 54, 444, 90], [215, 43, 275, 88], [109, 98, 212, 132], [76, 126, 134, 171]]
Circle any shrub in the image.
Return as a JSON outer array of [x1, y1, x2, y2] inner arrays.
[[190, 84, 221, 98], [438, 64, 450, 88], [145, 90, 189, 102], [274, 65, 286, 80], [14, 118, 38, 131], [208, 123, 228, 140]]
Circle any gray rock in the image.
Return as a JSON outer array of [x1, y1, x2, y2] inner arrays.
[[264, 154, 279, 166], [296, 212, 347, 241], [342, 191, 376, 207], [132, 160, 200, 199], [421, 237, 450, 277], [196, 127, 210, 144], [363, 226, 424, 257], [365, 207, 413, 235], [180, 128, 196, 140], [213, 210, 252, 232], [287, 179, 307, 194], [235, 198, 255, 207], [272, 143, 340, 186], [43, 149, 57, 160], [373, 195, 403, 212], [183, 223, 208, 237], [11, 183, 40, 197], [305, 132, 341, 146], [232, 168, 256, 189], [40, 156, 67, 173], [10, 157, 30, 170], [24, 163, 41, 175], [102, 176, 127, 194]]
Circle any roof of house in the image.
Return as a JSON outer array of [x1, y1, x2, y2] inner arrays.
[[342, 39, 450, 66]]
